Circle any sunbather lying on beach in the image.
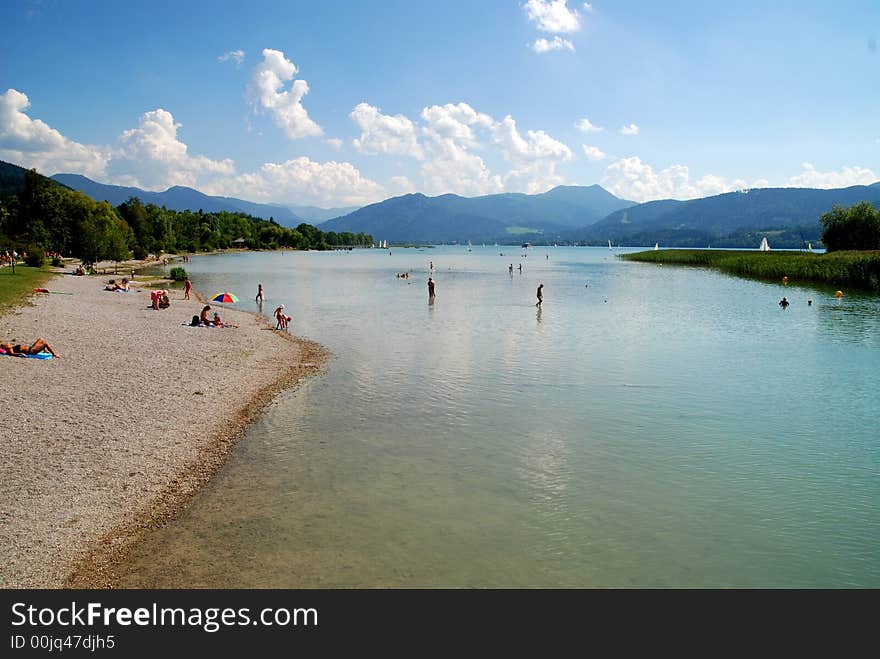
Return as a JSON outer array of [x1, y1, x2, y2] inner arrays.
[[0, 337, 60, 358]]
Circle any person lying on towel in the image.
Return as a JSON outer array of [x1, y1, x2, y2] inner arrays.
[[0, 337, 60, 358]]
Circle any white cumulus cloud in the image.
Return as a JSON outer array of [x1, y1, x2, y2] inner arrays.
[[601, 156, 747, 202], [531, 36, 575, 53], [205, 157, 385, 207], [0, 88, 108, 178], [350, 103, 423, 158], [247, 48, 322, 140], [420, 137, 504, 197], [619, 123, 640, 136], [492, 115, 573, 193], [417, 102, 503, 196], [582, 145, 606, 161], [493, 115, 573, 162], [788, 162, 877, 189], [109, 108, 235, 190], [421, 102, 493, 149], [575, 116, 603, 133], [523, 0, 583, 33], [218, 49, 245, 66]]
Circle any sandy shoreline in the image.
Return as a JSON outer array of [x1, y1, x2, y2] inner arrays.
[[0, 269, 327, 588]]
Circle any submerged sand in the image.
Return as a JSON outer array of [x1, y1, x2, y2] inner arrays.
[[0, 270, 326, 588]]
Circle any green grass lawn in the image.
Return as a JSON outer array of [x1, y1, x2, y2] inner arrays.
[[0, 266, 54, 313]]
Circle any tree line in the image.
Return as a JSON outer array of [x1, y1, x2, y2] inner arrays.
[[0, 169, 373, 263]]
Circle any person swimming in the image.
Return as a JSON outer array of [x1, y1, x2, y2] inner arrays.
[[779, 297, 790, 309]]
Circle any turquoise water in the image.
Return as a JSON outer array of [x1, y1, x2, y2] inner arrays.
[[120, 247, 880, 587]]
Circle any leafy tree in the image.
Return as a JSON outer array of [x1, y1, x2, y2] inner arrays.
[[821, 201, 880, 251]]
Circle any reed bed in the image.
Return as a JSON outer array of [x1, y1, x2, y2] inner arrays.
[[622, 249, 880, 292]]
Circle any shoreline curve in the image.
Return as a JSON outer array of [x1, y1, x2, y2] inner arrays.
[[0, 269, 328, 589]]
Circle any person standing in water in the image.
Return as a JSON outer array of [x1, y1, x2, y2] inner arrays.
[[255, 282, 264, 303], [428, 276, 435, 299], [536, 283, 544, 306]]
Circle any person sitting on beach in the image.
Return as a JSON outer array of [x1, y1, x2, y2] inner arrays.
[[75, 265, 85, 276], [213, 312, 238, 329], [1, 337, 60, 358], [200, 305, 213, 325]]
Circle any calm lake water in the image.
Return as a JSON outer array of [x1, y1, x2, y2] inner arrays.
[[120, 246, 880, 587]]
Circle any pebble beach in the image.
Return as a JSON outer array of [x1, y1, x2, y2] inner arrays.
[[0, 269, 326, 588]]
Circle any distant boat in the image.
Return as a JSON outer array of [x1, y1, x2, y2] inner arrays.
[[521, 242, 531, 249], [759, 237, 771, 252], [608, 239, 613, 250], [808, 242, 813, 252], [654, 243, 659, 251], [467, 240, 472, 252], [554, 243, 557, 248]]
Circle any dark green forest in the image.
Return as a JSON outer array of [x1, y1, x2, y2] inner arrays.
[[0, 164, 373, 263]]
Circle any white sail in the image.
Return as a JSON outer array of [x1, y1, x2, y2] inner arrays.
[[608, 239, 613, 250], [759, 237, 770, 252], [654, 243, 659, 251]]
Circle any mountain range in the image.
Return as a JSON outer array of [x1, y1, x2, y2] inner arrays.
[[578, 183, 880, 245], [320, 185, 634, 243], [4, 161, 879, 246]]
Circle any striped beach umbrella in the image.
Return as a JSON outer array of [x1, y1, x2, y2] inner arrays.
[[210, 292, 239, 304]]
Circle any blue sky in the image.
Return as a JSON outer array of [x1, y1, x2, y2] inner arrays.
[[1, 0, 877, 206]]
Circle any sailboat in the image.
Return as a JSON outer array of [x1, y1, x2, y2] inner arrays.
[[808, 242, 813, 252], [654, 243, 659, 251], [467, 240, 472, 252], [759, 236, 771, 252], [608, 239, 613, 250]]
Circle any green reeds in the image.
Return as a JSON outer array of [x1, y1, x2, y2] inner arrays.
[[622, 250, 880, 292]]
